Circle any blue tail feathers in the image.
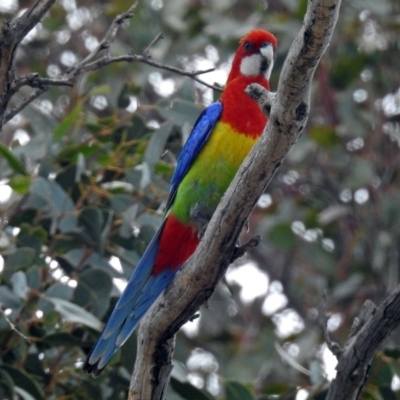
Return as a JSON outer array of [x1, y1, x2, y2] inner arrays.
[[82, 222, 178, 376]]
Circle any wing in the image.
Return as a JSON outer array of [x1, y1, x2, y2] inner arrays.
[[165, 101, 223, 210]]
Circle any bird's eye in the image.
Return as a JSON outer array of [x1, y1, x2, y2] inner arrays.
[[261, 41, 268, 47], [244, 41, 253, 51]]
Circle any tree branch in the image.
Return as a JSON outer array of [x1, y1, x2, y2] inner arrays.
[[128, 0, 342, 399], [0, 0, 221, 130], [325, 290, 400, 400], [0, 0, 56, 127]]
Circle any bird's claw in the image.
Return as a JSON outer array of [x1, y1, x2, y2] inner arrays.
[[197, 223, 209, 239], [190, 203, 212, 237]]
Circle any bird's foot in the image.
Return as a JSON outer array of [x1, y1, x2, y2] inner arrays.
[[197, 223, 209, 239], [190, 204, 212, 238]]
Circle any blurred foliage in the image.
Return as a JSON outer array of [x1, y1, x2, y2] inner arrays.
[[1, 0, 400, 399]]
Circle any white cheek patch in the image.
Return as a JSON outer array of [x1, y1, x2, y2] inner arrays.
[[240, 54, 263, 77]]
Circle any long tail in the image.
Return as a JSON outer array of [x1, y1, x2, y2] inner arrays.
[[82, 220, 177, 377]]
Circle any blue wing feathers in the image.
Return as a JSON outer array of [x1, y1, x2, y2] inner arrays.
[[167, 101, 222, 209]]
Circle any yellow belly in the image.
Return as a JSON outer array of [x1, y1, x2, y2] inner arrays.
[[171, 121, 258, 225]]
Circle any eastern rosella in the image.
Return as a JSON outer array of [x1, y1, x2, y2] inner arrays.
[[83, 29, 277, 376]]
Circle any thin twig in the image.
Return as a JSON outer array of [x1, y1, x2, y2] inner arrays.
[[13, 74, 74, 90], [0, 0, 57, 128], [1, 0, 222, 128], [0, 306, 32, 343], [142, 32, 165, 57], [4, 87, 46, 123], [321, 291, 342, 358], [72, 0, 140, 69], [80, 53, 222, 91]]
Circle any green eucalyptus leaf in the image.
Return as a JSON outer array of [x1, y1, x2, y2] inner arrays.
[[170, 377, 214, 400], [156, 99, 203, 126], [73, 269, 113, 318], [8, 175, 31, 194], [2, 366, 46, 400], [53, 104, 82, 141], [145, 121, 174, 170], [46, 297, 103, 331], [0, 143, 28, 176], [225, 380, 256, 400]]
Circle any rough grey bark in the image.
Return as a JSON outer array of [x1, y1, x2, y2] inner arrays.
[[128, 0, 342, 399], [326, 287, 400, 400], [0, 0, 56, 128]]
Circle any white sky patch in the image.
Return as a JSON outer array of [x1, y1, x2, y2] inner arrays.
[[272, 309, 305, 338], [47, 64, 61, 78], [109, 256, 123, 273], [382, 89, 400, 117], [126, 96, 138, 113], [8, 114, 23, 126], [257, 193, 272, 208], [194, 57, 227, 87], [147, 120, 160, 129], [149, 72, 176, 97], [51, 268, 63, 280], [353, 88, 368, 103], [113, 278, 128, 293], [187, 372, 204, 388], [322, 238, 335, 252], [263, 281, 288, 316], [346, 137, 364, 151], [61, 0, 77, 12], [67, 7, 92, 31], [392, 375, 400, 391], [296, 389, 309, 400], [90, 95, 108, 110], [225, 262, 269, 304], [151, 0, 163, 10], [68, 279, 77, 288], [320, 344, 338, 380], [60, 50, 79, 67], [327, 313, 342, 332], [0, 256, 4, 273], [262, 292, 288, 316], [60, 50, 78, 67], [0, 0, 18, 12], [39, 100, 53, 115], [181, 314, 201, 338], [354, 188, 369, 204], [188, 56, 228, 105], [56, 29, 71, 45], [84, 34, 99, 52], [21, 21, 42, 44], [339, 188, 352, 203], [187, 348, 219, 373], [0, 185, 13, 204]]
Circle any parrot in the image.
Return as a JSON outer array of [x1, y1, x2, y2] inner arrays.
[[83, 29, 277, 376]]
